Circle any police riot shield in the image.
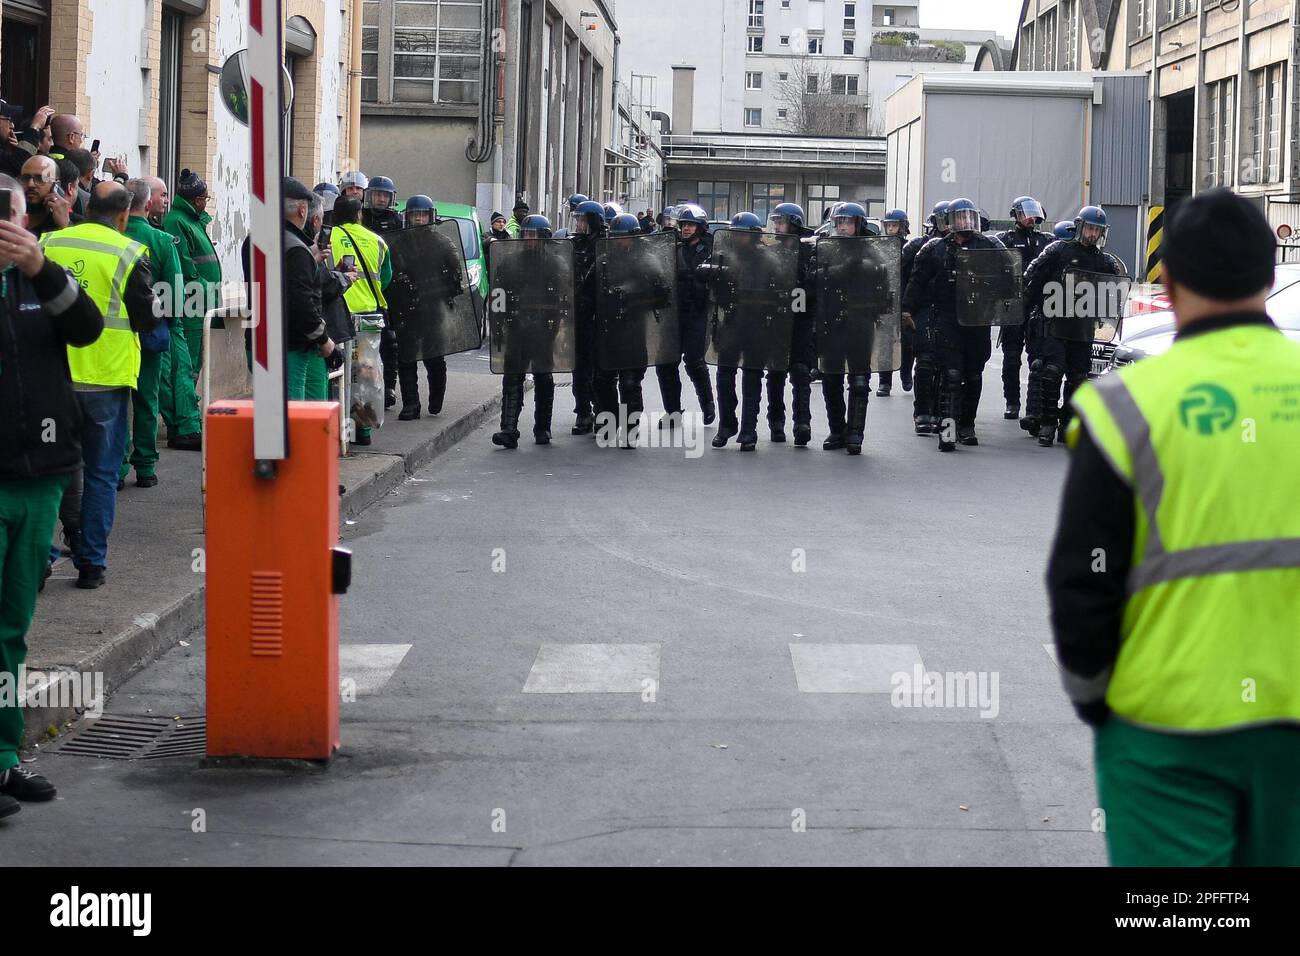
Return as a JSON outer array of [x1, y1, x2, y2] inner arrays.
[[955, 247, 1025, 327], [385, 222, 482, 361], [595, 231, 680, 370], [703, 229, 799, 371], [487, 239, 577, 374], [1048, 269, 1132, 344], [814, 236, 902, 374]]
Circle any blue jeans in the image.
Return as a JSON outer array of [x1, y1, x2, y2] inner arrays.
[[75, 388, 130, 570]]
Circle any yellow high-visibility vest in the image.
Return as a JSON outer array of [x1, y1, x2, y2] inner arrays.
[[41, 222, 148, 388], [331, 223, 388, 313]]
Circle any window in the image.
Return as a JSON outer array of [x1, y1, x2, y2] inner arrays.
[[698, 181, 732, 221], [780, 35, 790, 46], [745, 71, 763, 90], [745, 108, 763, 127], [1038, 8, 1057, 71], [843, 2, 855, 30], [883, 8, 894, 26], [781, 0, 791, 7], [1166, 0, 1196, 22], [807, 36, 823, 54], [843, 39, 855, 55], [2, 1, 51, 120], [1061, 0, 1078, 70], [778, 71, 789, 80], [806, 75, 819, 94], [831, 74, 858, 95], [752, 183, 786, 223], [158, 9, 183, 188], [748, 35, 765, 53], [1020, 24, 1034, 70], [1249, 63, 1285, 184], [365, 0, 484, 106], [777, 108, 788, 119], [1133, 0, 1152, 35], [1205, 77, 1235, 187], [807, 183, 840, 223], [748, 0, 765, 29]]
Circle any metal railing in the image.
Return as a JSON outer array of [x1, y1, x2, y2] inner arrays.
[[661, 133, 885, 166]]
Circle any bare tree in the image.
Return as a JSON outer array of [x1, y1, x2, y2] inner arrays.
[[774, 52, 869, 137]]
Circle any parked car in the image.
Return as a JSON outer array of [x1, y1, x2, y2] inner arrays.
[[1108, 263, 1300, 370]]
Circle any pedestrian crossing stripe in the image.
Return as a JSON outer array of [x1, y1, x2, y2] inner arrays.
[[1145, 206, 1165, 283]]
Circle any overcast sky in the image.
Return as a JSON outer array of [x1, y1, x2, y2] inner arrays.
[[920, 0, 1022, 43]]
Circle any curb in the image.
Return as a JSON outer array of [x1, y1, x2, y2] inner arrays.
[[22, 390, 504, 748]]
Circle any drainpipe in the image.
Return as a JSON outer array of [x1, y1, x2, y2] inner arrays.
[[349, 0, 362, 169]]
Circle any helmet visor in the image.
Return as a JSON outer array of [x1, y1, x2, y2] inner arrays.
[[1079, 222, 1108, 248], [950, 208, 981, 233], [1017, 200, 1045, 222]]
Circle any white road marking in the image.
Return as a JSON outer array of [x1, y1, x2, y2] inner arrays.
[[789, 643, 926, 694], [339, 643, 413, 695], [523, 643, 661, 693]]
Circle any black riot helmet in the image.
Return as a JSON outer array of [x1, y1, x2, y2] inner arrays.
[[404, 194, 436, 228]]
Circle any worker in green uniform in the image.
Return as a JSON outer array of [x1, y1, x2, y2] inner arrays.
[[162, 167, 221, 377], [1047, 188, 1300, 866], [147, 176, 202, 451]]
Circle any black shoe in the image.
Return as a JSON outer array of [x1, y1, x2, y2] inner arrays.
[[913, 417, 932, 436], [823, 433, 846, 451], [398, 404, 421, 421], [1004, 403, 1020, 420], [712, 428, 736, 449], [770, 426, 786, 443], [384, 390, 397, 409], [116, 479, 125, 492], [901, 370, 913, 392], [738, 432, 758, 452], [571, 415, 594, 435], [938, 436, 956, 452], [0, 793, 19, 819], [353, 432, 371, 446], [492, 430, 519, 449], [0, 766, 56, 802], [958, 426, 979, 446], [1038, 423, 1056, 447], [168, 432, 202, 451], [428, 397, 443, 416], [135, 474, 158, 488], [846, 441, 863, 456], [876, 385, 891, 397], [793, 424, 812, 447], [534, 430, 551, 445], [76, 567, 105, 589], [1019, 416, 1038, 434]]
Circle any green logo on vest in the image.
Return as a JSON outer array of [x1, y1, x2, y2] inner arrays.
[[1179, 383, 1237, 435]]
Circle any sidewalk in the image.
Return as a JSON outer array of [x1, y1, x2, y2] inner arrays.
[[21, 370, 506, 745]]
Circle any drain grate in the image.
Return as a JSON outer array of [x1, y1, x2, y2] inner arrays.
[[51, 714, 206, 760]]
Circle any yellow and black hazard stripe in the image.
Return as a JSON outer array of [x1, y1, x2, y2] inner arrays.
[[1145, 206, 1165, 283]]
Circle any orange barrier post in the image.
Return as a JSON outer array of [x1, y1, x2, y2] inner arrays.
[[205, 400, 347, 759]]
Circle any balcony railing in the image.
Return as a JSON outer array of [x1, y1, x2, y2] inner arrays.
[[661, 132, 885, 167]]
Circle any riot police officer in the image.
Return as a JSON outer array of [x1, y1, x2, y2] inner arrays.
[[1053, 220, 1076, 241], [993, 197, 1052, 421], [902, 197, 1009, 452], [766, 202, 816, 445], [570, 199, 607, 434], [709, 211, 778, 452], [903, 200, 950, 434], [594, 213, 654, 448], [819, 202, 877, 455], [656, 203, 715, 428], [1023, 205, 1127, 447], [492, 214, 558, 449], [339, 171, 368, 203], [363, 176, 403, 234], [875, 208, 912, 396], [392, 194, 451, 420]]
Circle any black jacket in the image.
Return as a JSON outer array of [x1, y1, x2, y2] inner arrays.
[[317, 260, 356, 344], [902, 232, 1007, 317], [0, 258, 105, 480], [994, 225, 1053, 273], [363, 207, 403, 235], [284, 223, 327, 349], [900, 232, 933, 292], [676, 230, 713, 314]]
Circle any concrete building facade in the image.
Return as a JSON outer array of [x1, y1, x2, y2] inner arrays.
[[0, 0, 360, 283]]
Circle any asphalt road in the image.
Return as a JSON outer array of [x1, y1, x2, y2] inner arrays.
[[5, 360, 1106, 866]]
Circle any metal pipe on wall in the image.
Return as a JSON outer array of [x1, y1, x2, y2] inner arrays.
[[348, 0, 362, 169]]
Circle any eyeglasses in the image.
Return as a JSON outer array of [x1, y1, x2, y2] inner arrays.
[[19, 173, 53, 184], [67, 130, 86, 142]]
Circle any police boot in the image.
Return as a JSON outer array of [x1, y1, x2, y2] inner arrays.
[[738, 370, 761, 451], [425, 358, 447, 415], [492, 377, 524, 450], [381, 327, 399, 408], [1021, 360, 1043, 434], [713, 369, 738, 448], [1036, 363, 1064, 447], [688, 363, 716, 425], [533, 374, 555, 445], [620, 371, 645, 449], [876, 372, 892, 398], [846, 377, 869, 456], [1037, 422, 1056, 447], [822, 376, 847, 450], [766, 371, 787, 442], [913, 360, 937, 435], [790, 364, 813, 447], [958, 425, 979, 446], [656, 364, 684, 425], [937, 371, 961, 453], [397, 362, 422, 420]]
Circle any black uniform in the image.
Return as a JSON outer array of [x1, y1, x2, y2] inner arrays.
[[571, 230, 601, 432], [902, 231, 1009, 446], [655, 229, 715, 422], [764, 227, 816, 443], [876, 232, 923, 395], [391, 224, 458, 418], [816, 228, 882, 453], [993, 224, 1053, 412], [1023, 238, 1126, 438], [361, 205, 404, 403], [900, 231, 936, 426], [491, 244, 557, 448], [593, 239, 661, 447]]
